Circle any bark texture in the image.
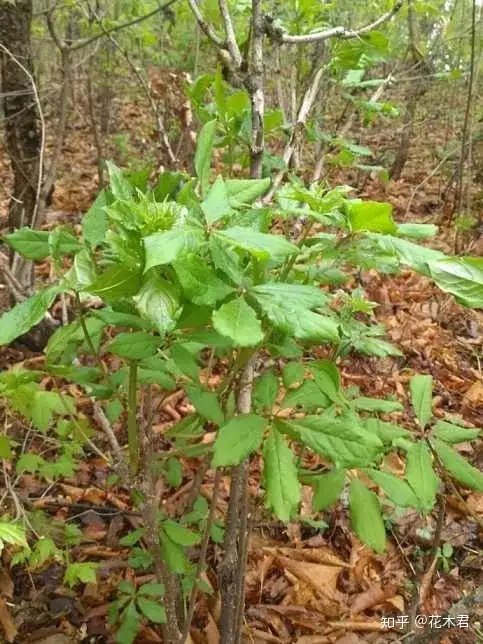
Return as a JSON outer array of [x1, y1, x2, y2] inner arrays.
[[0, 0, 40, 233]]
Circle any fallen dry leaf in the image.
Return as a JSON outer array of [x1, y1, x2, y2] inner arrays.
[[350, 583, 397, 614], [264, 547, 349, 568], [333, 635, 361, 644], [0, 598, 16, 643], [295, 637, 331, 644], [0, 569, 13, 599], [326, 620, 386, 632], [276, 555, 345, 603], [463, 381, 483, 409], [204, 611, 219, 644]]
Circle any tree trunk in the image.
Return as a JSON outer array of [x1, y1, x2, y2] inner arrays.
[[0, 0, 40, 236], [390, 91, 417, 181]]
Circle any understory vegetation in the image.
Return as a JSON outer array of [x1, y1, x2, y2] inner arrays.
[[0, 0, 482, 643]]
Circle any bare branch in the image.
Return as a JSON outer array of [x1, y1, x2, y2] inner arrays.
[[45, 10, 65, 51], [218, 0, 242, 67], [267, 0, 404, 45], [264, 66, 324, 201], [81, 3, 176, 163], [186, 0, 227, 49], [69, 0, 180, 51], [92, 400, 123, 460]]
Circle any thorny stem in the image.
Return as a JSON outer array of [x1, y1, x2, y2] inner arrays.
[[127, 360, 140, 475], [182, 469, 222, 642], [408, 493, 446, 631], [219, 358, 255, 644], [142, 386, 182, 643]]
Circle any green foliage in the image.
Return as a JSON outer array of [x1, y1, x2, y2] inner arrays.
[[64, 561, 99, 587], [1, 94, 482, 632], [349, 478, 386, 553], [212, 415, 267, 467]]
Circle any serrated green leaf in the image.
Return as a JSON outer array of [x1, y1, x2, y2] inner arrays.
[[397, 223, 438, 239], [133, 271, 180, 335], [253, 293, 339, 343], [117, 601, 140, 644], [216, 227, 298, 261], [282, 362, 305, 388], [108, 332, 160, 360], [352, 336, 403, 357], [352, 397, 403, 413], [368, 233, 445, 274], [64, 561, 98, 587], [365, 469, 420, 508], [63, 236, 97, 281], [263, 427, 300, 521], [410, 374, 433, 428], [225, 178, 270, 207], [144, 225, 204, 271], [405, 443, 439, 512], [119, 528, 146, 547], [165, 457, 183, 488], [428, 257, 483, 308], [364, 418, 412, 445], [138, 582, 165, 597], [118, 580, 136, 595], [3, 227, 80, 260], [171, 343, 200, 381], [92, 308, 150, 330], [85, 264, 142, 302], [0, 285, 61, 346], [212, 297, 264, 347], [138, 368, 176, 390], [137, 597, 167, 624], [281, 379, 330, 410], [186, 385, 224, 425], [349, 478, 386, 553], [252, 283, 329, 310], [0, 521, 29, 551], [163, 520, 200, 547], [432, 421, 480, 444], [432, 439, 483, 491], [312, 469, 346, 511], [16, 453, 44, 475], [31, 390, 73, 431], [209, 236, 244, 284], [82, 189, 109, 247], [201, 176, 232, 224], [254, 370, 279, 412], [105, 161, 133, 200], [195, 119, 217, 196], [276, 415, 383, 468], [174, 256, 234, 306], [348, 201, 397, 234], [159, 533, 187, 573], [212, 414, 267, 467], [308, 360, 342, 402]]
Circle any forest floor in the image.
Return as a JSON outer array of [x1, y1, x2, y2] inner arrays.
[[0, 78, 482, 644]]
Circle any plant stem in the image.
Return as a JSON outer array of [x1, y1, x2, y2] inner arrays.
[[181, 469, 222, 642], [142, 385, 181, 644], [219, 358, 254, 644], [127, 359, 140, 474]]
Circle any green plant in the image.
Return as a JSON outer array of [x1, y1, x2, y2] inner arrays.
[[109, 580, 167, 644], [437, 542, 454, 572], [0, 125, 482, 641]]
